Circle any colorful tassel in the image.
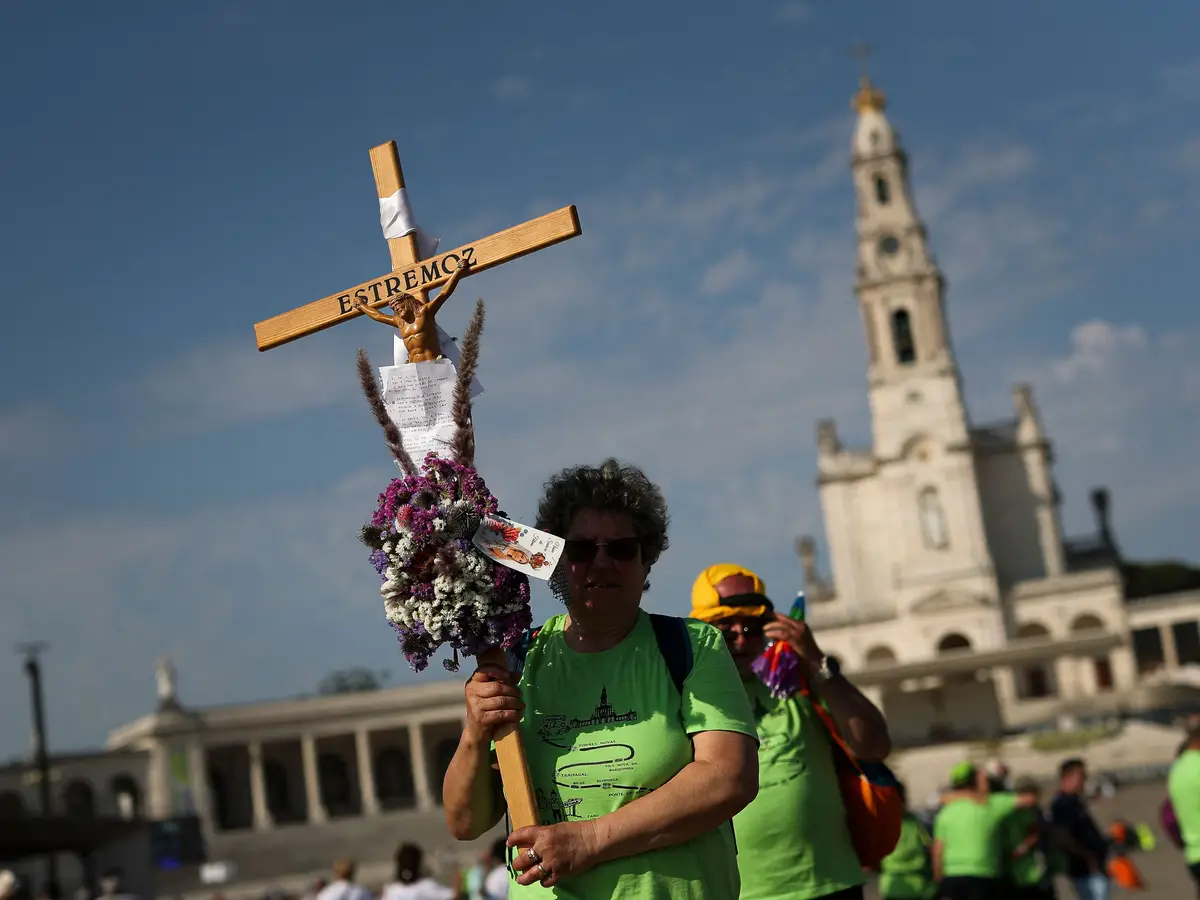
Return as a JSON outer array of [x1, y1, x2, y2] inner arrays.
[[752, 640, 801, 698], [751, 592, 807, 698]]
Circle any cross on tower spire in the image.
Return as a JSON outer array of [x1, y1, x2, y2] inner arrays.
[[850, 41, 887, 113], [851, 41, 873, 81]]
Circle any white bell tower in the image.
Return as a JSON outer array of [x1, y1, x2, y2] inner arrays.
[[813, 70, 1001, 626], [850, 75, 970, 459]]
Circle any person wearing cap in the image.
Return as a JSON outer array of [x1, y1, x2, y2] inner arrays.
[[933, 762, 1034, 900], [689, 563, 891, 900], [1000, 777, 1058, 900]]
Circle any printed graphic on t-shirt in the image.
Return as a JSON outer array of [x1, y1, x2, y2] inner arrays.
[[535, 685, 650, 822]]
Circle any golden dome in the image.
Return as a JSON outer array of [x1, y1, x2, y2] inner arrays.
[[851, 76, 887, 114]]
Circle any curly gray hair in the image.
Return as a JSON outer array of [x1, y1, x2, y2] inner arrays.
[[536, 458, 670, 584]]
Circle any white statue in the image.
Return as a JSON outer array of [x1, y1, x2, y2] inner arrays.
[[155, 655, 178, 704], [918, 488, 949, 550]]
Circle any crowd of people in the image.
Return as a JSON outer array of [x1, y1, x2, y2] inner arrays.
[[436, 459, 1200, 899], [7, 459, 1197, 900]]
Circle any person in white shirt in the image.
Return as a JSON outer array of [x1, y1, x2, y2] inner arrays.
[[315, 860, 373, 900], [380, 844, 454, 900], [482, 840, 508, 900]]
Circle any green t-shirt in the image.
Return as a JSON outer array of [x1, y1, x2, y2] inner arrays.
[[879, 814, 935, 899], [511, 611, 758, 899], [731, 681, 866, 900], [933, 793, 1019, 879], [1169, 749, 1200, 864], [1000, 806, 1047, 886]]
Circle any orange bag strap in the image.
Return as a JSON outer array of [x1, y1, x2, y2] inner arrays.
[[797, 669, 863, 774]]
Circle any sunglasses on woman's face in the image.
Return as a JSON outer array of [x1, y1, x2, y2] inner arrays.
[[563, 536, 642, 564], [718, 623, 765, 641]]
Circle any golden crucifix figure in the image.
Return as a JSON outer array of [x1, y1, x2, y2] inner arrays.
[[354, 257, 473, 362]]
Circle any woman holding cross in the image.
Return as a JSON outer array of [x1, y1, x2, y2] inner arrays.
[[443, 458, 760, 898]]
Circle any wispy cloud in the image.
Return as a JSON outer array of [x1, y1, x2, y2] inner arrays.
[[0, 404, 65, 463], [1161, 59, 1200, 102], [776, 2, 812, 23], [1011, 320, 1200, 537], [118, 336, 356, 437], [492, 75, 533, 102]]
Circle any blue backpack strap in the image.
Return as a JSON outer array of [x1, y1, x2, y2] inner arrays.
[[648, 613, 694, 695], [507, 625, 541, 676]]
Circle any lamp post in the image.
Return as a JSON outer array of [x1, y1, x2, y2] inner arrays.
[[18, 641, 57, 886]]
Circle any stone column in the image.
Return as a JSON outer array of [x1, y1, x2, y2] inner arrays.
[[1055, 655, 1081, 700], [146, 741, 172, 819], [355, 728, 379, 816], [301, 735, 327, 824], [408, 723, 434, 811], [187, 743, 213, 828], [248, 741, 273, 831], [1109, 646, 1137, 691], [1162, 624, 1180, 670]]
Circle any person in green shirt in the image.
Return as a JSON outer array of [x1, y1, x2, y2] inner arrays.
[[932, 762, 1031, 900], [877, 783, 935, 900], [1000, 778, 1057, 900], [442, 459, 761, 899], [1168, 721, 1200, 898], [689, 563, 893, 900]]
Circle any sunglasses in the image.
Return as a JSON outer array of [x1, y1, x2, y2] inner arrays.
[[718, 623, 765, 641], [563, 537, 642, 564]]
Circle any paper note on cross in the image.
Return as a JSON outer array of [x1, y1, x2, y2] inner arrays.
[[252, 141, 581, 352]]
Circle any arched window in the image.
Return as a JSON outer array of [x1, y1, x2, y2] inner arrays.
[[864, 646, 897, 667], [0, 792, 26, 819], [263, 760, 291, 821], [874, 175, 891, 205], [110, 775, 140, 819], [918, 488, 949, 550], [1016, 623, 1057, 699], [375, 747, 414, 809], [937, 633, 972, 654], [318, 754, 352, 812], [891, 309, 916, 364], [62, 780, 96, 818]]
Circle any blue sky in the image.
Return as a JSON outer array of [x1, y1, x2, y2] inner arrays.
[[1, 1, 1198, 758]]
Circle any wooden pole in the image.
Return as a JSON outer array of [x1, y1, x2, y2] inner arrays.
[[476, 647, 540, 835], [366, 142, 539, 837]]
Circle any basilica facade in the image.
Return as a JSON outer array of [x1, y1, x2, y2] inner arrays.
[[2, 76, 1198, 895], [799, 75, 1200, 745]]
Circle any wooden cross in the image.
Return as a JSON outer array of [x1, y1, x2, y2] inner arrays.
[[253, 141, 581, 352], [851, 41, 873, 81]]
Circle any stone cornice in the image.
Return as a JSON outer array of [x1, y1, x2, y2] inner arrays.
[[1007, 567, 1122, 602], [106, 678, 467, 748]]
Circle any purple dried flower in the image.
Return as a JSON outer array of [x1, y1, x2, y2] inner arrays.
[[364, 456, 532, 673]]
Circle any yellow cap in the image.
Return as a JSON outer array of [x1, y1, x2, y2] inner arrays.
[[690, 563, 771, 623]]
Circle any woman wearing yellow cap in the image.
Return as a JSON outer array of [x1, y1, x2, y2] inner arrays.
[[443, 459, 759, 899], [690, 563, 893, 900]]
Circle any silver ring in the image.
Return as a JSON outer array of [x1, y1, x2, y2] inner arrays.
[[526, 848, 541, 864], [536, 863, 549, 878]]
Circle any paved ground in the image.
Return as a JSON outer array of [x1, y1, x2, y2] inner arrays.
[[862, 780, 1194, 900]]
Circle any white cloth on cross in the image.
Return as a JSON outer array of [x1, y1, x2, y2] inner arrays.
[[379, 188, 441, 259]]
